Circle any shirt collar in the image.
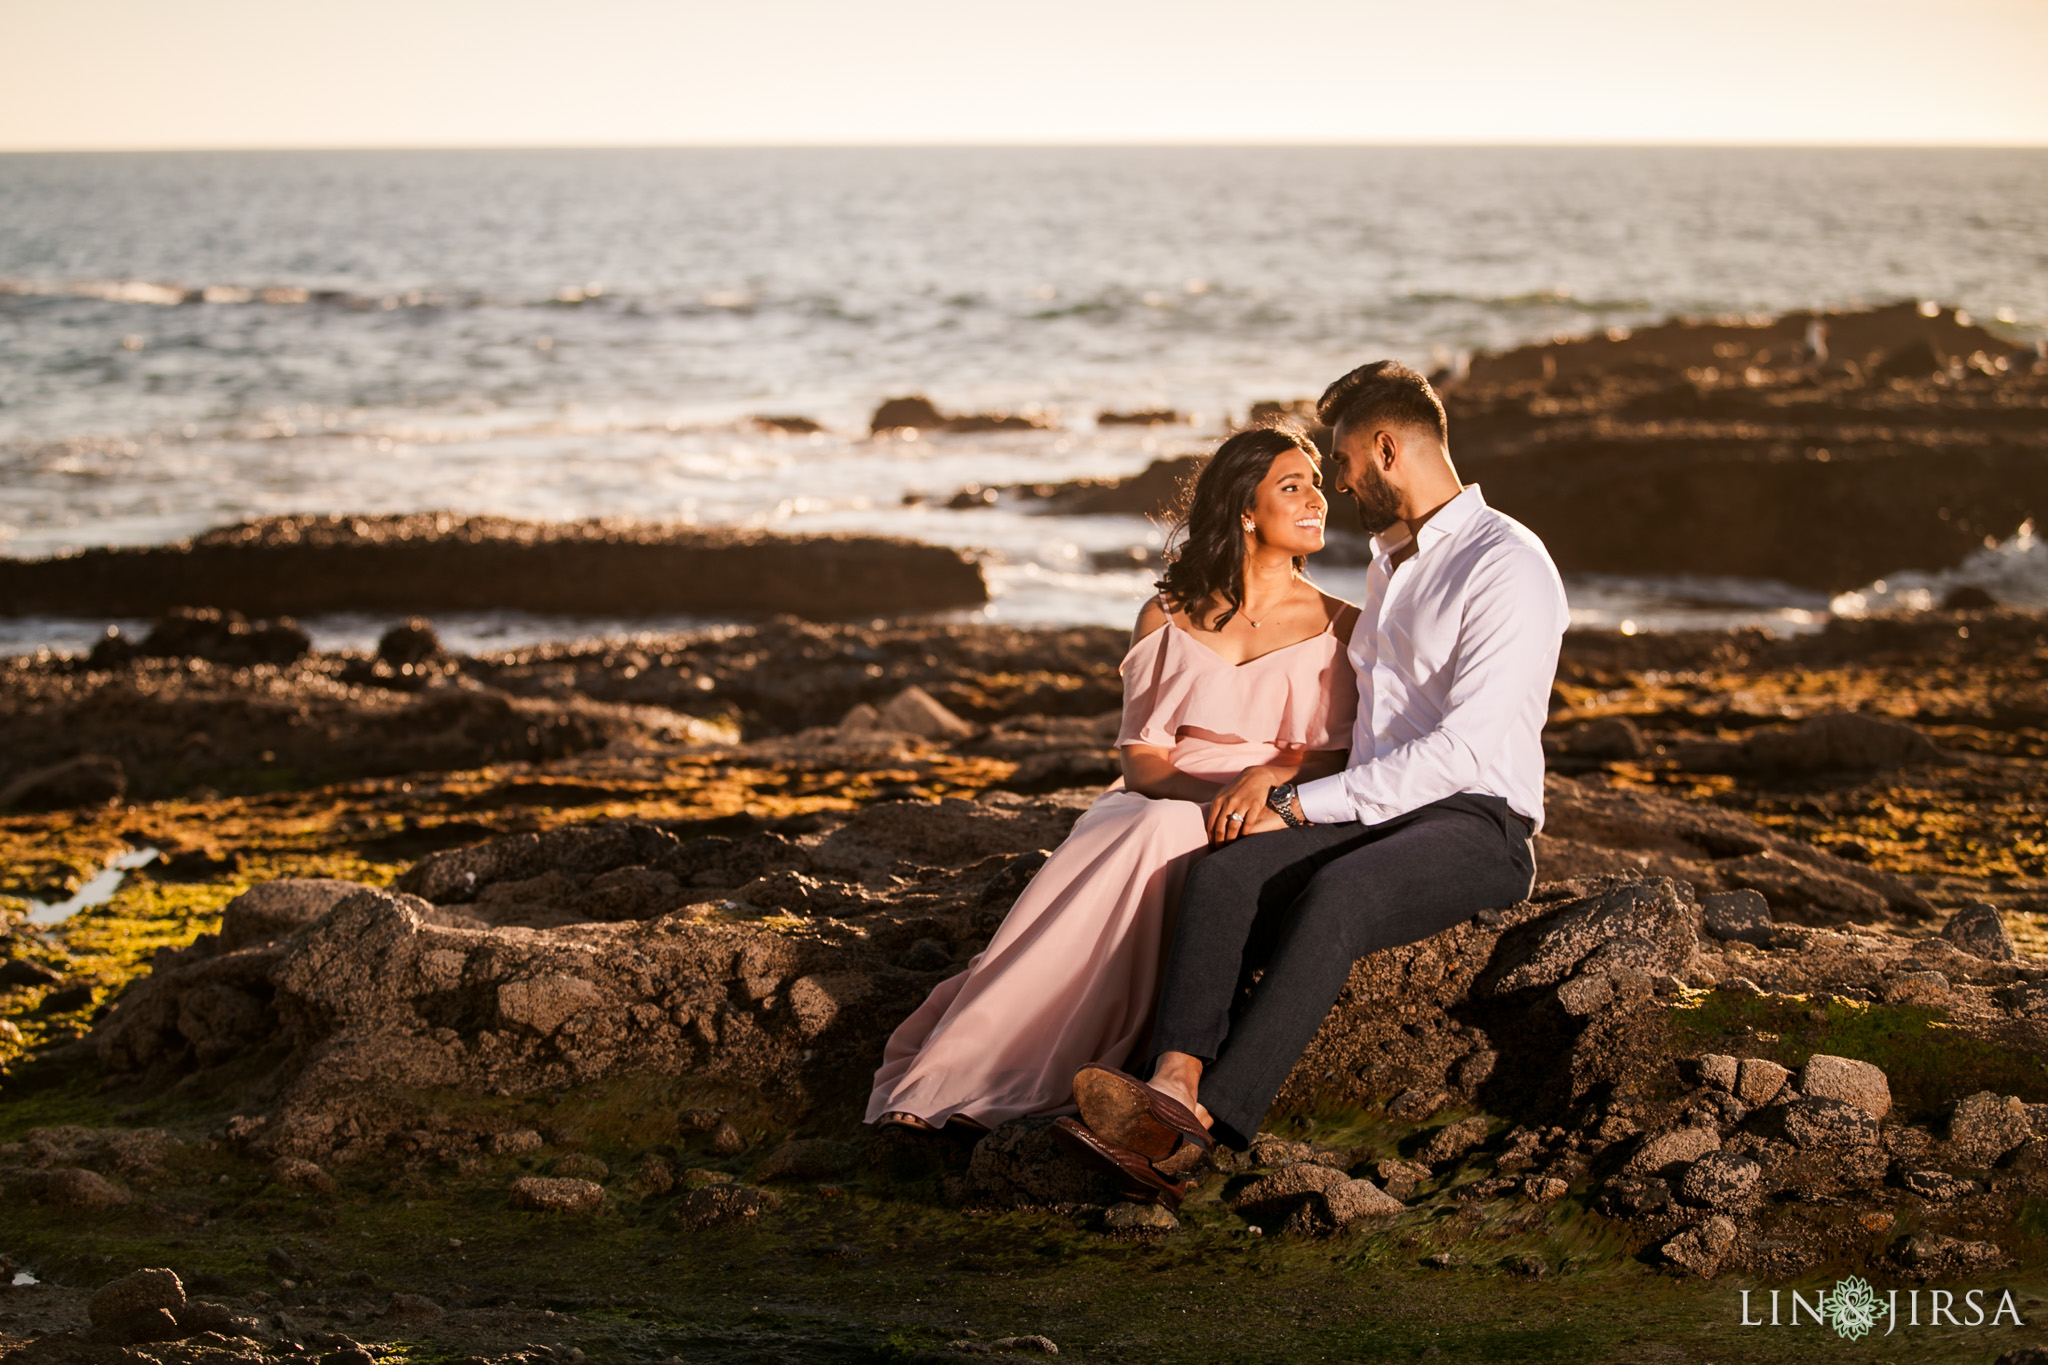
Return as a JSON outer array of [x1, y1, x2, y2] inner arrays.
[[1370, 484, 1486, 562]]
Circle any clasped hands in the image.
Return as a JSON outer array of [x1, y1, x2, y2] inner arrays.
[[1204, 763, 1297, 844]]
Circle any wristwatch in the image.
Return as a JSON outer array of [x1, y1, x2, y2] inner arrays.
[[1267, 782, 1310, 829]]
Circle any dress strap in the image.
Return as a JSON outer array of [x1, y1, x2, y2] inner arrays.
[[1143, 608, 1174, 699]]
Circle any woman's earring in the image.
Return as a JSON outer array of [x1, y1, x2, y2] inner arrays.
[[1242, 519, 1255, 533]]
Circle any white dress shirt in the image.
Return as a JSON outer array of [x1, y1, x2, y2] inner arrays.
[[1295, 484, 1568, 832]]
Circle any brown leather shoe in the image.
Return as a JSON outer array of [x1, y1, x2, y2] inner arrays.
[[1072, 1065, 1214, 1175], [1050, 1117, 1191, 1211]]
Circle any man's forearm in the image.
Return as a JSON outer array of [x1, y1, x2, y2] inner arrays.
[[1296, 726, 1480, 827]]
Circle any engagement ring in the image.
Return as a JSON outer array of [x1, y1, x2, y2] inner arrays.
[[1226, 813, 1245, 822]]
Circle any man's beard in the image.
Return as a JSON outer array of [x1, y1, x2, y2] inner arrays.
[[1349, 461, 1403, 534]]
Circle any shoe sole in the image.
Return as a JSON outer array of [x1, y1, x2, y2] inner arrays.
[[1072, 1065, 1213, 1165], [1050, 1117, 1187, 1211]]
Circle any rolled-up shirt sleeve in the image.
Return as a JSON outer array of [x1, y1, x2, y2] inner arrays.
[[1295, 548, 1564, 827]]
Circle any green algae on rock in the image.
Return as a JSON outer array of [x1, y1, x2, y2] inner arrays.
[[8, 614, 2048, 1362]]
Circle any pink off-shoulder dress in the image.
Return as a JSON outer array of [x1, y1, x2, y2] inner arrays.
[[864, 617, 1358, 1128]]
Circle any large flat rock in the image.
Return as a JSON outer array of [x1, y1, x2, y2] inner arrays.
[[1449, 303, 2046, 590], [0, 514, 987, 618]]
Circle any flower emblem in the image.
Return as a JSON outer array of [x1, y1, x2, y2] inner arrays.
[[1828, 1276, 1881, 1341]]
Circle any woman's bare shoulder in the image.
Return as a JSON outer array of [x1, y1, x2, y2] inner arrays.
[[1131, 595, 1172, 649]]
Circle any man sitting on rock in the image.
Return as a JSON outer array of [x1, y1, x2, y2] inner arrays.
[[1063, 360, 1571, 1194]]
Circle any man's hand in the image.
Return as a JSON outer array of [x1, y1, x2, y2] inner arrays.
[[1206, 763, 1295, 843]]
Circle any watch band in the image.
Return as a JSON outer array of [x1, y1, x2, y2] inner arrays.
[[1267, 781, 1309, 829]]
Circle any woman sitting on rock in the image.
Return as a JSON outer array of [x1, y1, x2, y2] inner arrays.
[[868, 422, 1359, 1133]]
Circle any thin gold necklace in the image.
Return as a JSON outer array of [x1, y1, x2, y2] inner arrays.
[[1242, 570, 1304, 627]]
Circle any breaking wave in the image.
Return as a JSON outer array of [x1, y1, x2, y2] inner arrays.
[[1831, 521, 2048, 615]]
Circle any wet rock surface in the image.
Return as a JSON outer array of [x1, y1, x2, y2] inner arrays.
[[78, 786, 1103, 1166], [0, 755, 129, 812], [0, 617, 1126, 803], [507, 1176, 605, 1214], [986, 455, 1204, 520], [0, 513, 986, 621], [870, 394, 1052, 436], [1661, 1215, 1737, 1278], [55, 732, 2048, 1288], [673, 1182, 781, 1230], [87, 1268, 185, 1343], [1944, 902, 2020, 962], [1448, 302, 2047, 590], [133, 607, 313, 668], [1675, 1151, 1759, 1209], [948, 305, 2046, 591], [6, 602, 2048, 1358], [1799, 1054, 1890, 1118]]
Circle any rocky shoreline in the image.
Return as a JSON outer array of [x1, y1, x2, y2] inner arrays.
[[2, 602, 2047, 1360], [0, 514, 988, 621], [948, 301, 2048, 592], [0, 613, 1123, 812], [1452, 302, 2047, 590]]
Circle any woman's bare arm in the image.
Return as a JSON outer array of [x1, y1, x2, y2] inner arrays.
[[1120, 744, 1224, 803]]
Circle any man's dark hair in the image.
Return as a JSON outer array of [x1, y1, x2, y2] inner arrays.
[[1316, 360, 1448, 444]]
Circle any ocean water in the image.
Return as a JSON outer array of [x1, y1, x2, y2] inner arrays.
[[3, 146, 2046, 650]]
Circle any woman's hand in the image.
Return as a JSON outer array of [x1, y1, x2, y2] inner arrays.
[[1207, 763, 1295, 844]]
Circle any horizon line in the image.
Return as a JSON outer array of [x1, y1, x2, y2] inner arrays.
[[5, 138, 2048, 155]]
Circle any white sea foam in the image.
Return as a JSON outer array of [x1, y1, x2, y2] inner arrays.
[[1, 147, 2044, 650], [1831, 521, 2047, 616]]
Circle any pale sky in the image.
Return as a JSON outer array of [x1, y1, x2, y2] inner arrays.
[[2, 0, 2044, 150]]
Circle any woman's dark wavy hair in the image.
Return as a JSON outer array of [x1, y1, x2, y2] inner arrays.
[[1155, 422, 1321, 631]]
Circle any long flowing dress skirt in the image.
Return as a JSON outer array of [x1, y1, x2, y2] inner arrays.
[[864, 736, 1288, 1128]]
